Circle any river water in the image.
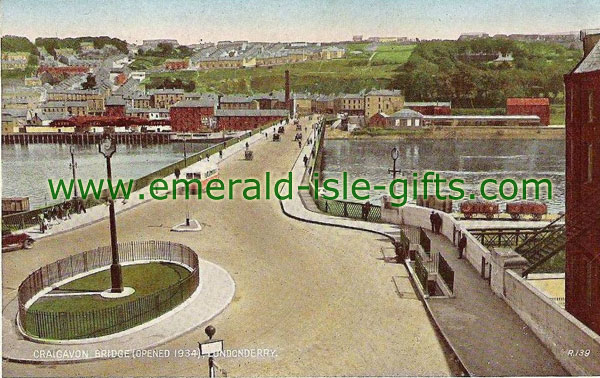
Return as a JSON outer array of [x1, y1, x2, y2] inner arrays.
[[321, 139, 565, 213], [2, 143, 213, 209]]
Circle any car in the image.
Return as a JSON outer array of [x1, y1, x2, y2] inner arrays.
[[2, 230, 35, 252]]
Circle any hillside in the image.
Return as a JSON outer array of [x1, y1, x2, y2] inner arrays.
[[144, 43, 416, 95], [389, 38, 582, 108]]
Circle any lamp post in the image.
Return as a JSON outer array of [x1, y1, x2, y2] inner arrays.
[[182, 134, 188, 168], [69, 144, 79, 198], [388, 146, 401, 179], [99, 134, 123, 293]]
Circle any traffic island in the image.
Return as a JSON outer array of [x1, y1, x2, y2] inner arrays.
[[2, 241, 235, 363], [171, 219, 202, 232]]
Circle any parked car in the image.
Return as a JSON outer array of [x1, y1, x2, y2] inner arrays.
[[2, 230, 35, 252]]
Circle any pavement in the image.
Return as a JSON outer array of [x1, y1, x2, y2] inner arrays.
[[279, 125, 568, 377], [3, 117, 454, 376]]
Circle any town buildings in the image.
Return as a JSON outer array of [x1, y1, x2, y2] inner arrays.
[[404, 101, 452, 116], [169, 99, 216, 131], [365, 89, 404, 120], [564, 29, 600, 335], [215, 109, 289, 131]]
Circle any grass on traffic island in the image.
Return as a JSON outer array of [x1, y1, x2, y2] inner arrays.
[[29, 262, 191, 312]]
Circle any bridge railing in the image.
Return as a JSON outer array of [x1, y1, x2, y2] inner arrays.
[[305, 121, 382, 222], [468, 225, 563, 248]]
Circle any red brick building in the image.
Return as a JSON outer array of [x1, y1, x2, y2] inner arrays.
[[506, 98, 550, 126], [405, 101, 452, 116], [215, 109, 289, 131], [169, 100, 216, 132], [368, 112, 388, 127], [104, 96, 126, 117], [164, 59, 189, 70], [564, 29, 600, 335]]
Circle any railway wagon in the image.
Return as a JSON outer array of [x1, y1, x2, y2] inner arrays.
[[460, 200, 499, 219], [505, 201, 547, 220]]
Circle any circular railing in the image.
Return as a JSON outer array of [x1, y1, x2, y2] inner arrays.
[[17, 240, 199, 340]]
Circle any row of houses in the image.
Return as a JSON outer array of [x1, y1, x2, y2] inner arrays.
[[176, 42, 345, 71], [294, 90, 453, 119]]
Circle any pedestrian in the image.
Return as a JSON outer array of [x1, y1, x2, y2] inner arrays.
[[245, 141, 249, 150], [298, 140, 301, 148], [57, 206, 64, 221], [265, 132, 268, 139], [430, 211, 436, 232], [458, 234, 467, 259], [39, 213, 45, 233], [206, 153, 210, 161], [435, 213, 443, 234], [63, 201, 71, 219], [219, 150, 223, 159], [303, 155, 308, 167], [79, 198, 87, 214], [362, 201, 372, 221]]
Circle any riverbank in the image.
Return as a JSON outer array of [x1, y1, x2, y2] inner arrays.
[[326, 126, 565, 140]]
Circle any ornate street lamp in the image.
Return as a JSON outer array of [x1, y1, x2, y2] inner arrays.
[[99, 133, 123, 293], [388, 146, 401, 179]]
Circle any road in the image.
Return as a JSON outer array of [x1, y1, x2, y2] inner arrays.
[[3, 118, 456, 376]]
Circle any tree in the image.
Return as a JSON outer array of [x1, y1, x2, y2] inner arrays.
[[81, 74, 97, 90]]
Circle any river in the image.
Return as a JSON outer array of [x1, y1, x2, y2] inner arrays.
[[2, 142, 213, 209], [321, 139, 565, 213]]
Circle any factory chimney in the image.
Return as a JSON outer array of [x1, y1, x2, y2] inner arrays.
[[284, 70, 292, 115]]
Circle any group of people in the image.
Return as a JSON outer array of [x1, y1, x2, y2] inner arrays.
[[38, 197, 87, 233], [429, 211, 443, 234]]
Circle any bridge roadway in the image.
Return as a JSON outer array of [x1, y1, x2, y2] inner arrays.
[[2, 118, 457, 376]]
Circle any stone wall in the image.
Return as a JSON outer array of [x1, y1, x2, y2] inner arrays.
[[381, 202, 600, 375]]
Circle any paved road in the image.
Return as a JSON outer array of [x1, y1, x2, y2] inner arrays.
[[3, 118, 455, 376]]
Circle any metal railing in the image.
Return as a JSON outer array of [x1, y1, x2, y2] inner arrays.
[[469, 225, 563, 248], [414, 253, 428, 290], [306, 123, 382, 222], [438, 253, 455, 292], [18, 240, 199, 340], [419, 227, 431, 254]]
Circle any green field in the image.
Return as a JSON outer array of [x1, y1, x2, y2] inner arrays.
[[371, 44, 416, 65], [144, 43, 416, 95], [30, 262, 190, 312]]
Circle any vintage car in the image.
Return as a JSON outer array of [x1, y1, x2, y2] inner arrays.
[[505, 201, 547, 220], [2, 230, 35, 252], [460, 200, 499, 219], [278, 126, 285, 134], [272, 133, 281, 142], [244, 150, 254, 160]]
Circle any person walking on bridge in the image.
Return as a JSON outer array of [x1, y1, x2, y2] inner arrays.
[[458, 234, 467, 259]]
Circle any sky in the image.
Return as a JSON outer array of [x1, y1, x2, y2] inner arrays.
[[1, 0, 599, 44]]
